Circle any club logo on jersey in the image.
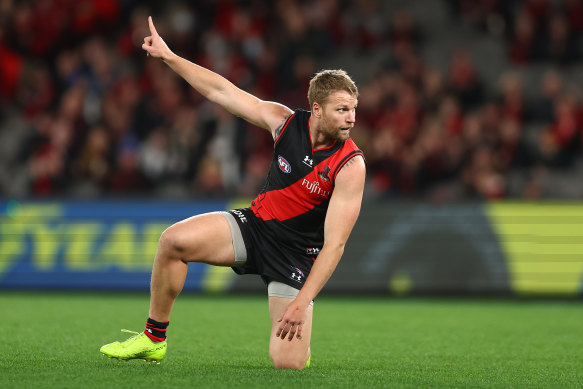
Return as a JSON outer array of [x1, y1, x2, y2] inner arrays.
[[278, 155, 291, 173], [318, 166, 331, 182], [302, 155, 314, 167], [290, 266, 305, 283]]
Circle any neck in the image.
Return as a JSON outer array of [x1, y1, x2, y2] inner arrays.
[[309, 116, 335, 150]]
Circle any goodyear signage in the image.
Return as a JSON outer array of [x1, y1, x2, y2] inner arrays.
[[0, 200, 239, 291], [2, 200, 583, 296]]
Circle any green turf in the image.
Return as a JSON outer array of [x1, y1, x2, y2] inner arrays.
[[0, 293, 581, 388]]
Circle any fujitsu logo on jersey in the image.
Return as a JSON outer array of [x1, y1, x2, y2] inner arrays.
[[301, 178, 331, 198]]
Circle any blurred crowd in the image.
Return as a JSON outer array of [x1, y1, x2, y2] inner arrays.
[[0, 0, 582, 201]]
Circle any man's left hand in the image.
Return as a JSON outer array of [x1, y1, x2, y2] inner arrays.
[[275, 299, 310, 341]]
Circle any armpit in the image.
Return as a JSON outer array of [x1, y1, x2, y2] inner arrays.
[[273, 114, 292, 141]]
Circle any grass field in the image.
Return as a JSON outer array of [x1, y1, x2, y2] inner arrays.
[[0, 293, 581, 388]]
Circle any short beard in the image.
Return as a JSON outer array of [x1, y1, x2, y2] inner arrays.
[[320, 113, 347, 142]]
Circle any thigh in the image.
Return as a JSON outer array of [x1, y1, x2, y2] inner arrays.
[[268, 296, 313, 367], [163, 212, 235, 267]]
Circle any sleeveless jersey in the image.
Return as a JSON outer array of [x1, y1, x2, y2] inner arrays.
[[249, 109, 364, 256]]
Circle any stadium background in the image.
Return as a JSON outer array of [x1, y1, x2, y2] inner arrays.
[[1, 0, 583, 297]]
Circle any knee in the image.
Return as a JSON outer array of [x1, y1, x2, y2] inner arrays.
[[158, 224, 188, 256], [271, 354, 308, 370]]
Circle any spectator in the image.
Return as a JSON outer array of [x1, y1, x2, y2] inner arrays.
[[1, 0, 582, 201], [446, 49, 484, 112]]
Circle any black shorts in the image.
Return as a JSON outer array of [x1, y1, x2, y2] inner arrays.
[[226, 208, 315, 290]]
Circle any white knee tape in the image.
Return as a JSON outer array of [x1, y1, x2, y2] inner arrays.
[[268, 281, 314, 306]]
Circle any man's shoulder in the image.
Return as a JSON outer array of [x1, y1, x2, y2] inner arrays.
[[274, 109, 309, 142], [281, 109, 311, 129], [293, 109, 311, 121], [340, 138, 364, 158]]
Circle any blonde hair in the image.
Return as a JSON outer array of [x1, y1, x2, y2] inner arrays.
[[308, 69, 359, 108]]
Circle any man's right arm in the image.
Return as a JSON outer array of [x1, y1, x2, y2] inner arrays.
[[142, 16, 292, 136]]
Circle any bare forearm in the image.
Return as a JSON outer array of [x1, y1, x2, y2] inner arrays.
[[164, 53, 232, 104], [143, 16, 289, 132], [296, 245, 344, 305]]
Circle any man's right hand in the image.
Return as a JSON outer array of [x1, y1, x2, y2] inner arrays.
[[140, 15, 293, 135], [142, 16, 173, 61]]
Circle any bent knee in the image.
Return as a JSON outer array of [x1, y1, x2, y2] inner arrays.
[[159, 224, 190, 256], [271, 355, 308, 370]]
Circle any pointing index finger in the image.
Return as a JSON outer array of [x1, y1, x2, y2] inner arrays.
[[148, 16, 158, 36]]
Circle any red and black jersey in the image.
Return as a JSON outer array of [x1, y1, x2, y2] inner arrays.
[[251, 109, 364, 253], [230, 109, 364, 289]]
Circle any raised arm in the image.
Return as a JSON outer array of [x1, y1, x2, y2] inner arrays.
[[142, 16, 292, 135], [276, 155, 366, 341]]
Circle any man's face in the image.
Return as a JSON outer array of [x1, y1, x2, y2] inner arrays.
[[318, 90, 357, 141]]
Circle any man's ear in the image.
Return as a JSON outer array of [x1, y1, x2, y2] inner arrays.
[[312, 102, 322, 118]]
